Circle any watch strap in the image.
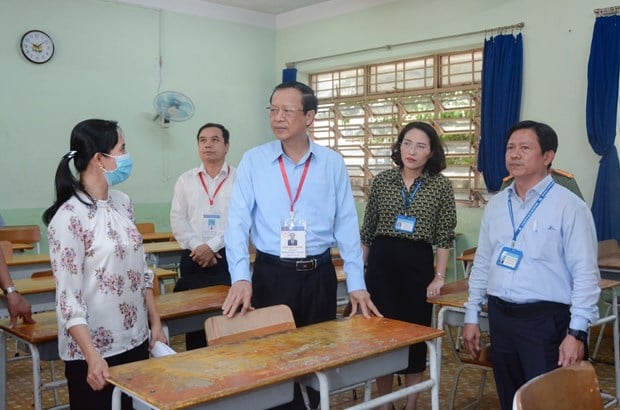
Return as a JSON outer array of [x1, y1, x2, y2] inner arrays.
[[3, 285, 19, 295], [567, 328, 588, 343]]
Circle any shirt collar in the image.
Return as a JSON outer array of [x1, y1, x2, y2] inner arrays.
[[268, 135, 315, 164], [507, 174, 554, 200], [196, 162, 229, 179]]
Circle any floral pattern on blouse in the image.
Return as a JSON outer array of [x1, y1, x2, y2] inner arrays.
[[49, 190, 152, 361]]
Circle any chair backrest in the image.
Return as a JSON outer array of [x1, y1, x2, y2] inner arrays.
[[205, 304, 296, 346], [0, 240, 12, 262], [136, 222, 155, 234], [598, 239, 619, 259], [0, 225, 41, 253], [31, 270, 53, 279], [512, 361, 603, 410], [462, 246, 477, 257]]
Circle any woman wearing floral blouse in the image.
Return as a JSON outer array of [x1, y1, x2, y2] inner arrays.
[[360, 121, 456, 410], [43, 119, 167, 410]]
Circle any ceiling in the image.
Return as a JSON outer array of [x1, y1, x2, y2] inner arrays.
[[108, 0, 398, 28], [202, 0, 331, 15]]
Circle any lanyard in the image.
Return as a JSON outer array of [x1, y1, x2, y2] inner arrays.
[[198, 165, 230, 206], [278, 156, 311, 214], [508, 181, 555, 247], [400, 180, 424, 210]]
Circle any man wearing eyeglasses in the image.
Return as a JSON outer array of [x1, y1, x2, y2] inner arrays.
[[223, 81, 381, 409]]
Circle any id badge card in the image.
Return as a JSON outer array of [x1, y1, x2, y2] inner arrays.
[[496, 246, 523, 270], [201, 206, 223, 240], [394, 215, 416, 234], [280, 214, 306, 258]]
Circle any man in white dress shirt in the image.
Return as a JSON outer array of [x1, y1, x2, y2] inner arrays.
[[170, 123, 236, 350]]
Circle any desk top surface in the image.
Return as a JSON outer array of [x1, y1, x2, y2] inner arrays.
[[428, 279, 620, 308], [1, 275, 55, 297], [0, 286, 229, 343], [143, 241, 182, 254], [107, 316, 444, 410], [155, 286, 228, 320], [6, 252, 50, 266]]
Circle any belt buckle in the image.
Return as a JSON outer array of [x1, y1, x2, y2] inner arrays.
[[296, 259, 316, 271]]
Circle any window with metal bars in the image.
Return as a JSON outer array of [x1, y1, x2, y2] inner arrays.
[[308, 48, 486, 206]]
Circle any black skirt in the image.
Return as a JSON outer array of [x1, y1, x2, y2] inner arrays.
[[365, 236, 434, 373]]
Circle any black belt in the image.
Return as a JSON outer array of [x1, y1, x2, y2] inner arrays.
[[255, 249, 331, 272], [488, 295, 569, 317]]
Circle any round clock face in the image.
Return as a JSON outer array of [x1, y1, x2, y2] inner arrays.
[[21, 30, 54, 64]]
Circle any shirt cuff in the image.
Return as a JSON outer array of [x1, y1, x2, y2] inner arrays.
[[464, 309, 480, 325], [569, 316, 589, 332]]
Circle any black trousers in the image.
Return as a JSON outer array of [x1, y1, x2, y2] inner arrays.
[[173, 248, 231, 350], [64, 340, 149, 410], [252, 251, 337, 410], [488, 296, 570, 410]]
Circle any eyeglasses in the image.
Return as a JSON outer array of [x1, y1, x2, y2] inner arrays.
[[266, 106, 304, 118], [400, 141, 429, 153]]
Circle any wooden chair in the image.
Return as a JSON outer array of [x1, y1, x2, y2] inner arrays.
[[204, 304, 296, 346], [460, 246, 477, 278], [0, 225, 41, 253], [135, 222, 155, 235], [512, 361, 603, 410]]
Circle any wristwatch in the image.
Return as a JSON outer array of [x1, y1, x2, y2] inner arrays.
[[3, 285, 19, 295], [567, 328, 588, 343]]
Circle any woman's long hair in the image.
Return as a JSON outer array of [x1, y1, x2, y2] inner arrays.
[[42, 119, 119, 225]]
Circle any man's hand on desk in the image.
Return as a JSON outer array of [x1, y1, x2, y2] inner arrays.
[[7, 292, 35, 328], [190, 244, 221, 268], [462, 323, 481, 360], [222, 280, 254, 317], [347, 290, 383, 319]]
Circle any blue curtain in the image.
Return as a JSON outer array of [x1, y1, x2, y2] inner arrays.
[[586, 15, 620, 242], [478, 33, 523, 192]]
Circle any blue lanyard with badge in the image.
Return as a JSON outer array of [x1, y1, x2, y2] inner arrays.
[[497, 181, 555, 270], [394, 180, 423, 234]]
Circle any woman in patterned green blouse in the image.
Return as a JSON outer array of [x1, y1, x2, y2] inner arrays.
[[361, 121, 457, 410]]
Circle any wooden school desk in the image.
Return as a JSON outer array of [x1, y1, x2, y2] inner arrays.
[[6, 253, 51, 280], [599, 255, 620, 279], [144, 240, 183, 268], [428, 279, 620, 408], [0, 275, 55, 317], [0, 268, 177, 319], [0, 286, 228, 410], [108, 316, 444, 410], [155, 285, 228, 338]]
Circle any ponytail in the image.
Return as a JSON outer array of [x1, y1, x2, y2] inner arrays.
[[42, 119, 119, 225]]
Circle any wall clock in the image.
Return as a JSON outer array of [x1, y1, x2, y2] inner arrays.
[[21, 30, 54, 64]]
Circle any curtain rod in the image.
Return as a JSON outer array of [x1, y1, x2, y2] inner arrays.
[[285, 22, 524, 68], [594, 5, 620, 16]]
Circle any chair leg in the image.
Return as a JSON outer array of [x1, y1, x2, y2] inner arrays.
[[592, 302, 613, 360], [449, 366, 466, 409]]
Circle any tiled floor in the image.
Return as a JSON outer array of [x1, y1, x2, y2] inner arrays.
[[4, 324, 619, 409]]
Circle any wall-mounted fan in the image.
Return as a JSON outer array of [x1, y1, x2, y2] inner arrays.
[[153, 91, 195, 127]]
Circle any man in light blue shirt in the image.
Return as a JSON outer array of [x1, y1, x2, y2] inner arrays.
[[223, 81, 381, 409], [222, 81, 380, 319], [462, 120, 600, 410]]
